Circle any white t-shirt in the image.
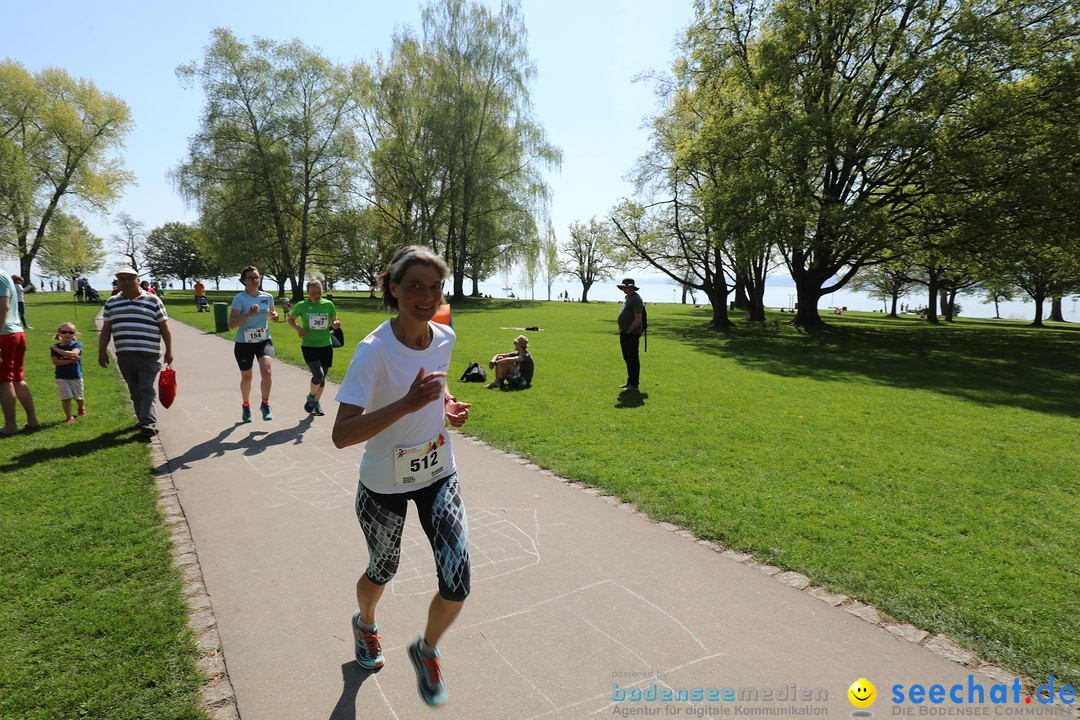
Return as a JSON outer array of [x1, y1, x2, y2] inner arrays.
[[336, 320, 457, 494]]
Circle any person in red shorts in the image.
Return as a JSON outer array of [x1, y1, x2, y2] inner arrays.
[[0, 269, 40, 436]]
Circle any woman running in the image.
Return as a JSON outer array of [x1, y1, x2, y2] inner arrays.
[[332, 246, 471, 707]]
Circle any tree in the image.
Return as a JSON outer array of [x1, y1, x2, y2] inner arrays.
[[35, 212, 105, 281], [357, 0, 560, 299], [0, 60, 133, 280], [972, 279, 1016, 320], [540, 221, 563, 301], [850, 263, 913, 318], [668, 0, 1077, 327], [176, 29, 364, 300], [145, 222, 205, 290], [563, 218, 619, 303], [110, 211, 146, 272]]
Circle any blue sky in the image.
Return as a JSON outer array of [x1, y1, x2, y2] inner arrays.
[[1, 0, 693, 265]]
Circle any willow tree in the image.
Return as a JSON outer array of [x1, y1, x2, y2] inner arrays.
[[358, 0, 560, 299], [176, 29, 363, 299], [0, 61, 132, 280]]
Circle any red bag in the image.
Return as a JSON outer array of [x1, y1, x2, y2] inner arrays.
[[159, 366, 177, 409]]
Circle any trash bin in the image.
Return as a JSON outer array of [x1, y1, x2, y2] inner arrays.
[[729, 301, 736, 311], [213, 302, 230, 333]]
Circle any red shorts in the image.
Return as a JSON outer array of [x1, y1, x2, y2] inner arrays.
[[0, 332, 27, 383]]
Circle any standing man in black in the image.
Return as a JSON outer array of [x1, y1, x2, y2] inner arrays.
[[617, 278, 644, 391]]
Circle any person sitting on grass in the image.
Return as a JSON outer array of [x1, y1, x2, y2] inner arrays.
[[487, 335, 534, 390]]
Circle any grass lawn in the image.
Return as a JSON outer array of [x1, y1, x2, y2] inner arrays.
[[170, 288, 1078, 686], [9, 287, 1073, 711], [0, 293, 206, 720]]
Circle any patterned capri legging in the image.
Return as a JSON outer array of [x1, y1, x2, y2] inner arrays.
[[355, 473, 471, 602]]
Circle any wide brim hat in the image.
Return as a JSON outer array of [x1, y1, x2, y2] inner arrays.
[[114, 267, 139, 278], [616, 278, 639, 290]]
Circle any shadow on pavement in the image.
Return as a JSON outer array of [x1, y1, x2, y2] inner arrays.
[[328, 662, 379, 720], [157, 416, 316, 472]]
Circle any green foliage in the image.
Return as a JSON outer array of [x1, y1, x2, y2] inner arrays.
[[357, 0, 560, 298], [563, 217, 620, 302], [145, 222, 206, 289], [0, 60, 133, 279], [641, 0, 1080, 327], [35, 212, 106, 280], [175, 28, 364, 298]]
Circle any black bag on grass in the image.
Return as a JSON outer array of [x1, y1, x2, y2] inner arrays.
[[459, 362, 486, 383]]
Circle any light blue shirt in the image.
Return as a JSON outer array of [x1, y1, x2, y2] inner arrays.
[[230, 290, 275, 343], [0, 272, 23, 335]]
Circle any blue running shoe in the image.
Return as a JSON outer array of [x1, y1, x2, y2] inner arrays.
[[304, 394, 316, 413], [260, 403, 273, 421], [408, 636, 447, 706], [312, 401, 325, 416], [351, 611, 384, 671], [241, 405, 252, 423]]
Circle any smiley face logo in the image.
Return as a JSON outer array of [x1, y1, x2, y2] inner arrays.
[[848, 678, 876, 708]]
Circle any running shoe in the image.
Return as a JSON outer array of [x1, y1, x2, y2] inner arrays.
[[260, 403, 273, 421], [351, 611, 384, 671], [408, 636, 447, 707], [242, 405, 252, 423], [304, 394, 316, 413], [77, 407, 87, 417], [312, 402, 324, 416], [65, 417, 76, 424]]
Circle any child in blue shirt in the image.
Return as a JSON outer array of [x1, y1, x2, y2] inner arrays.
[[51, 322, 85, 423]]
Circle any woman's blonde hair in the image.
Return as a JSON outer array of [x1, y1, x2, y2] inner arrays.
[[376, 245, 450, 311]]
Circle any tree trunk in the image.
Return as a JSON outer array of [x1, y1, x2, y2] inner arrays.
[[924, 281, 940, 324], [1031, 295, 1045, 327], [993, 298, 1001, 319], [791, 284, 826, 327], [470, 275, 480, 297], [1049, 296, 1066, 322], [706, 284, 734, 327], [745, 283, 766, 322], [734, 278, 749, 310], [580, 281, 592, 303], [941, 289, 957, 322], [889, 292, 899, 318]]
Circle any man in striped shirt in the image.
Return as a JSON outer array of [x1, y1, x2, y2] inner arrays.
[[98, 268, 174, 437]]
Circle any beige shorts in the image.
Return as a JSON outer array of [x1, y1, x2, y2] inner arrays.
[[56, 378, 84, 401]]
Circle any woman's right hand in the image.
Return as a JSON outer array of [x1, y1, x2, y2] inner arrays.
[[401, 368, 447, 413]]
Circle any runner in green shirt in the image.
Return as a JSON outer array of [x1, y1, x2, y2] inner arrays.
[[287, 280, 340, 416]]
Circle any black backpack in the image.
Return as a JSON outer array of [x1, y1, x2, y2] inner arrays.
[[641, 305, 648, 352], [459, 362, 487, 383]]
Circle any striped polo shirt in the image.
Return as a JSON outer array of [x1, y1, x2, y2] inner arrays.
[[102, 292, 168, 355]]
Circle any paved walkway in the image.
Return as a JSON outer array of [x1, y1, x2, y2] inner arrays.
[[154, 319, 1006, 720]]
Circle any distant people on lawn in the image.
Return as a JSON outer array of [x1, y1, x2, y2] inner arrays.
[[487, 334, 533, 390], [194, 278, 209, 312], [331, 244, 472, 708], [287, 280, 339, 417], [617, 277, 644, 391], [0, 269, 40, 436], [11, 275, 29, 329], [51, 322, 86, 423], [99, 268, 173, 438], [228, 265, 279, 422]]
